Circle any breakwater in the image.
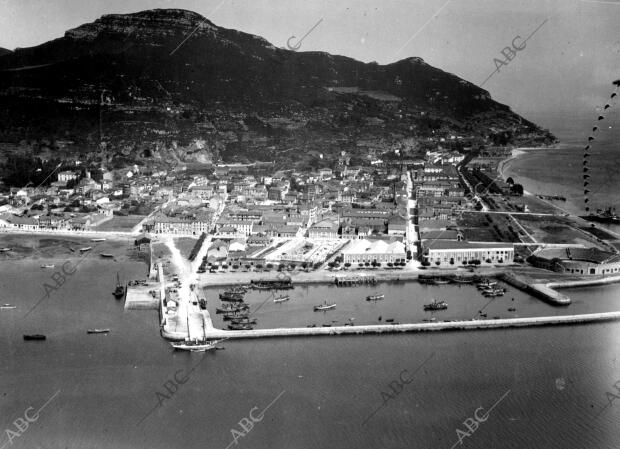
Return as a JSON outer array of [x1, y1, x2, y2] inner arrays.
[[198, 311, 620, 340]]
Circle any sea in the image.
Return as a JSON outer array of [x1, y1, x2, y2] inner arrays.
[[2, 106, 620, 449]]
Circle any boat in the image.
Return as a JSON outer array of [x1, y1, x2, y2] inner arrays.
[[230, 317, 257, 325], [423, 299, 448, 311], [0, 304, 16, 310], [0, 248, 11, 252], [216, 304, 248, 314], [199, 298, 207, 310], [228, 323, 253, 330], [385, 318, 394, 323], [219, 291, 245, 302], [23, 334, 46, 341], [171, 338, 226, 352], [477, 281, 497, 290], [581, 207, 620, 224], [40, 264, 55, 269], [433, 278, 451, 285], [366, 294, 385, 301], [453, 277, 473, 284], [508, 307, 516, 312], [87, 329, 110, 334], [113, 272, 125, 299], [100, 253, 114, 258], [223, 311, 250, 321], [91, 238, 106, 242], [78, 247, 92, 252], [313, 301, 336, 311], [274, 295, 290, 303]]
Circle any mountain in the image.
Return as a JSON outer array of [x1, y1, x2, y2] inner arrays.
[[0, 48, 11, 57], [0, 9, 555, 171]]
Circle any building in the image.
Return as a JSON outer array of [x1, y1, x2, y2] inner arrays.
[[528, 247, 620, 275], [308, 219, 339, 239], [387, 215, 408, 236], [422, 241, 514, 265], [341, 239, 406, 265]]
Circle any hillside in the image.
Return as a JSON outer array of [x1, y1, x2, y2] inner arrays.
[[0, 9, 555, 173]]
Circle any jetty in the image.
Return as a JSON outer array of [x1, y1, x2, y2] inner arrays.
[[194, 311, 620, 340], [334, 275, 377, 286]]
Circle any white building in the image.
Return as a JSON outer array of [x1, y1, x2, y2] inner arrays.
[[423, 241, 514, 265], [341, 239, 406, 264]]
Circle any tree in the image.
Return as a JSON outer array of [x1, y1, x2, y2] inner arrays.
[[506, 177, 515, 186], [449, 258, 454, 265], [511, 184, 524, 196], [387, 262, 393, 268], [435, 261, 441, 266], [486, 258, 492, 263], [266, 263, 273, 269], [421, 260, 431, 267], [358, 263, 364, 268], [256, 264, 263, 270], [344, 262, 351, 268]]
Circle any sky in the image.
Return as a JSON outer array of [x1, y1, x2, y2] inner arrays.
[[1, 0, 619, 131]]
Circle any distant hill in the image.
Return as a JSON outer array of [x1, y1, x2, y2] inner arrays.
[[0, 48, 11, 57], [0, 9, 555, 170]]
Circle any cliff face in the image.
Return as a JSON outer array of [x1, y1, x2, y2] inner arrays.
[[0, 9, 555, 167]]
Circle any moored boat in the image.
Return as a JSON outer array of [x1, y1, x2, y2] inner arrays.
[[87, 329, 110, 334], [78, 246, 92, 252], [171, 338, 226, 352], [433, 278, 451, 285], [230, 317, 258, 325], [40, 264, 55, 269], [1, 304, 16, 310], [423, 299, 448, 311], [91, 238, 106, 242], [100, 253, 114, 258], [216, 304, 248, 314], [0, 248, 11, 252], [114, 272, 125, 299], [219, 291, 245, 302], [228, 323, 253, 330]]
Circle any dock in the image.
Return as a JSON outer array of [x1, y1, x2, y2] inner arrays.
[[195, 311, 620, 340]]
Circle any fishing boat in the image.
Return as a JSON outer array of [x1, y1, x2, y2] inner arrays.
[[87, 329, 110, 334], [171, 338, 226, 352], [0, 304, 16, 310], [23, 334, 46, 341], [216, 304, 248, 314], [113, 272, 125, 299], [476, 280, 497, 289], [228, 323, 253, 330], [230, 317, 258, 325], [78, 247, 92, 252], [100, 253, 114, 258], [219, 291, 245, 302], [385, 318, 394, 322], [91, 238, 106, 242], [223, 311, 250, 321], [314, 301, 336, 311], [423, 299, 448, 311], [433, 278, 451, 285], [366, 294, 385, 301], [40, 264, 55, 269], [274, 294, 290, 303]]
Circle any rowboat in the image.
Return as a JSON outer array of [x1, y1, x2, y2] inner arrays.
[[274, 295, 290, 303], [40, 264, 55, 268], [23, 334, 46, 341], [78, 247, 92, 252], [100, 253, 114, 258], [87, 329, 110, 334], [0, 304, 16, 310], [91, 238, 106, 242]]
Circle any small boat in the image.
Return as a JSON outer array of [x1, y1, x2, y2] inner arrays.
[[100, 253, 114, 258], [314, 301, 336, 311], [219, 292, 245, 302], [87, 329, 110, 334], [171, 338, 226, 352], [366, 294, 385, 301], [199, 298, 207, 310], [307, 324, 316, 328], [91, 238, 106, 242], [0, 304, 16, 310], [274, 295, 290, 303], [0, 248, 11, 252], [78, 247, 92, 252], [423, 299, 448, 311], [23, 334, 46, 341], [114, 272, 125, 299], [230, 317, 257, 325], [453, 278, 473, 284], [433, 278, 451, 285], [216, 304, 248, 314], [228, 323, 253, 330], [508, 307, 516, 312], [40, 264, 55, 269], [385, 318, 395, 323]]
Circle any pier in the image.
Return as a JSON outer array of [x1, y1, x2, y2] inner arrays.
[[334, 274, 378, 286], [196, 311, 620, 340]]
